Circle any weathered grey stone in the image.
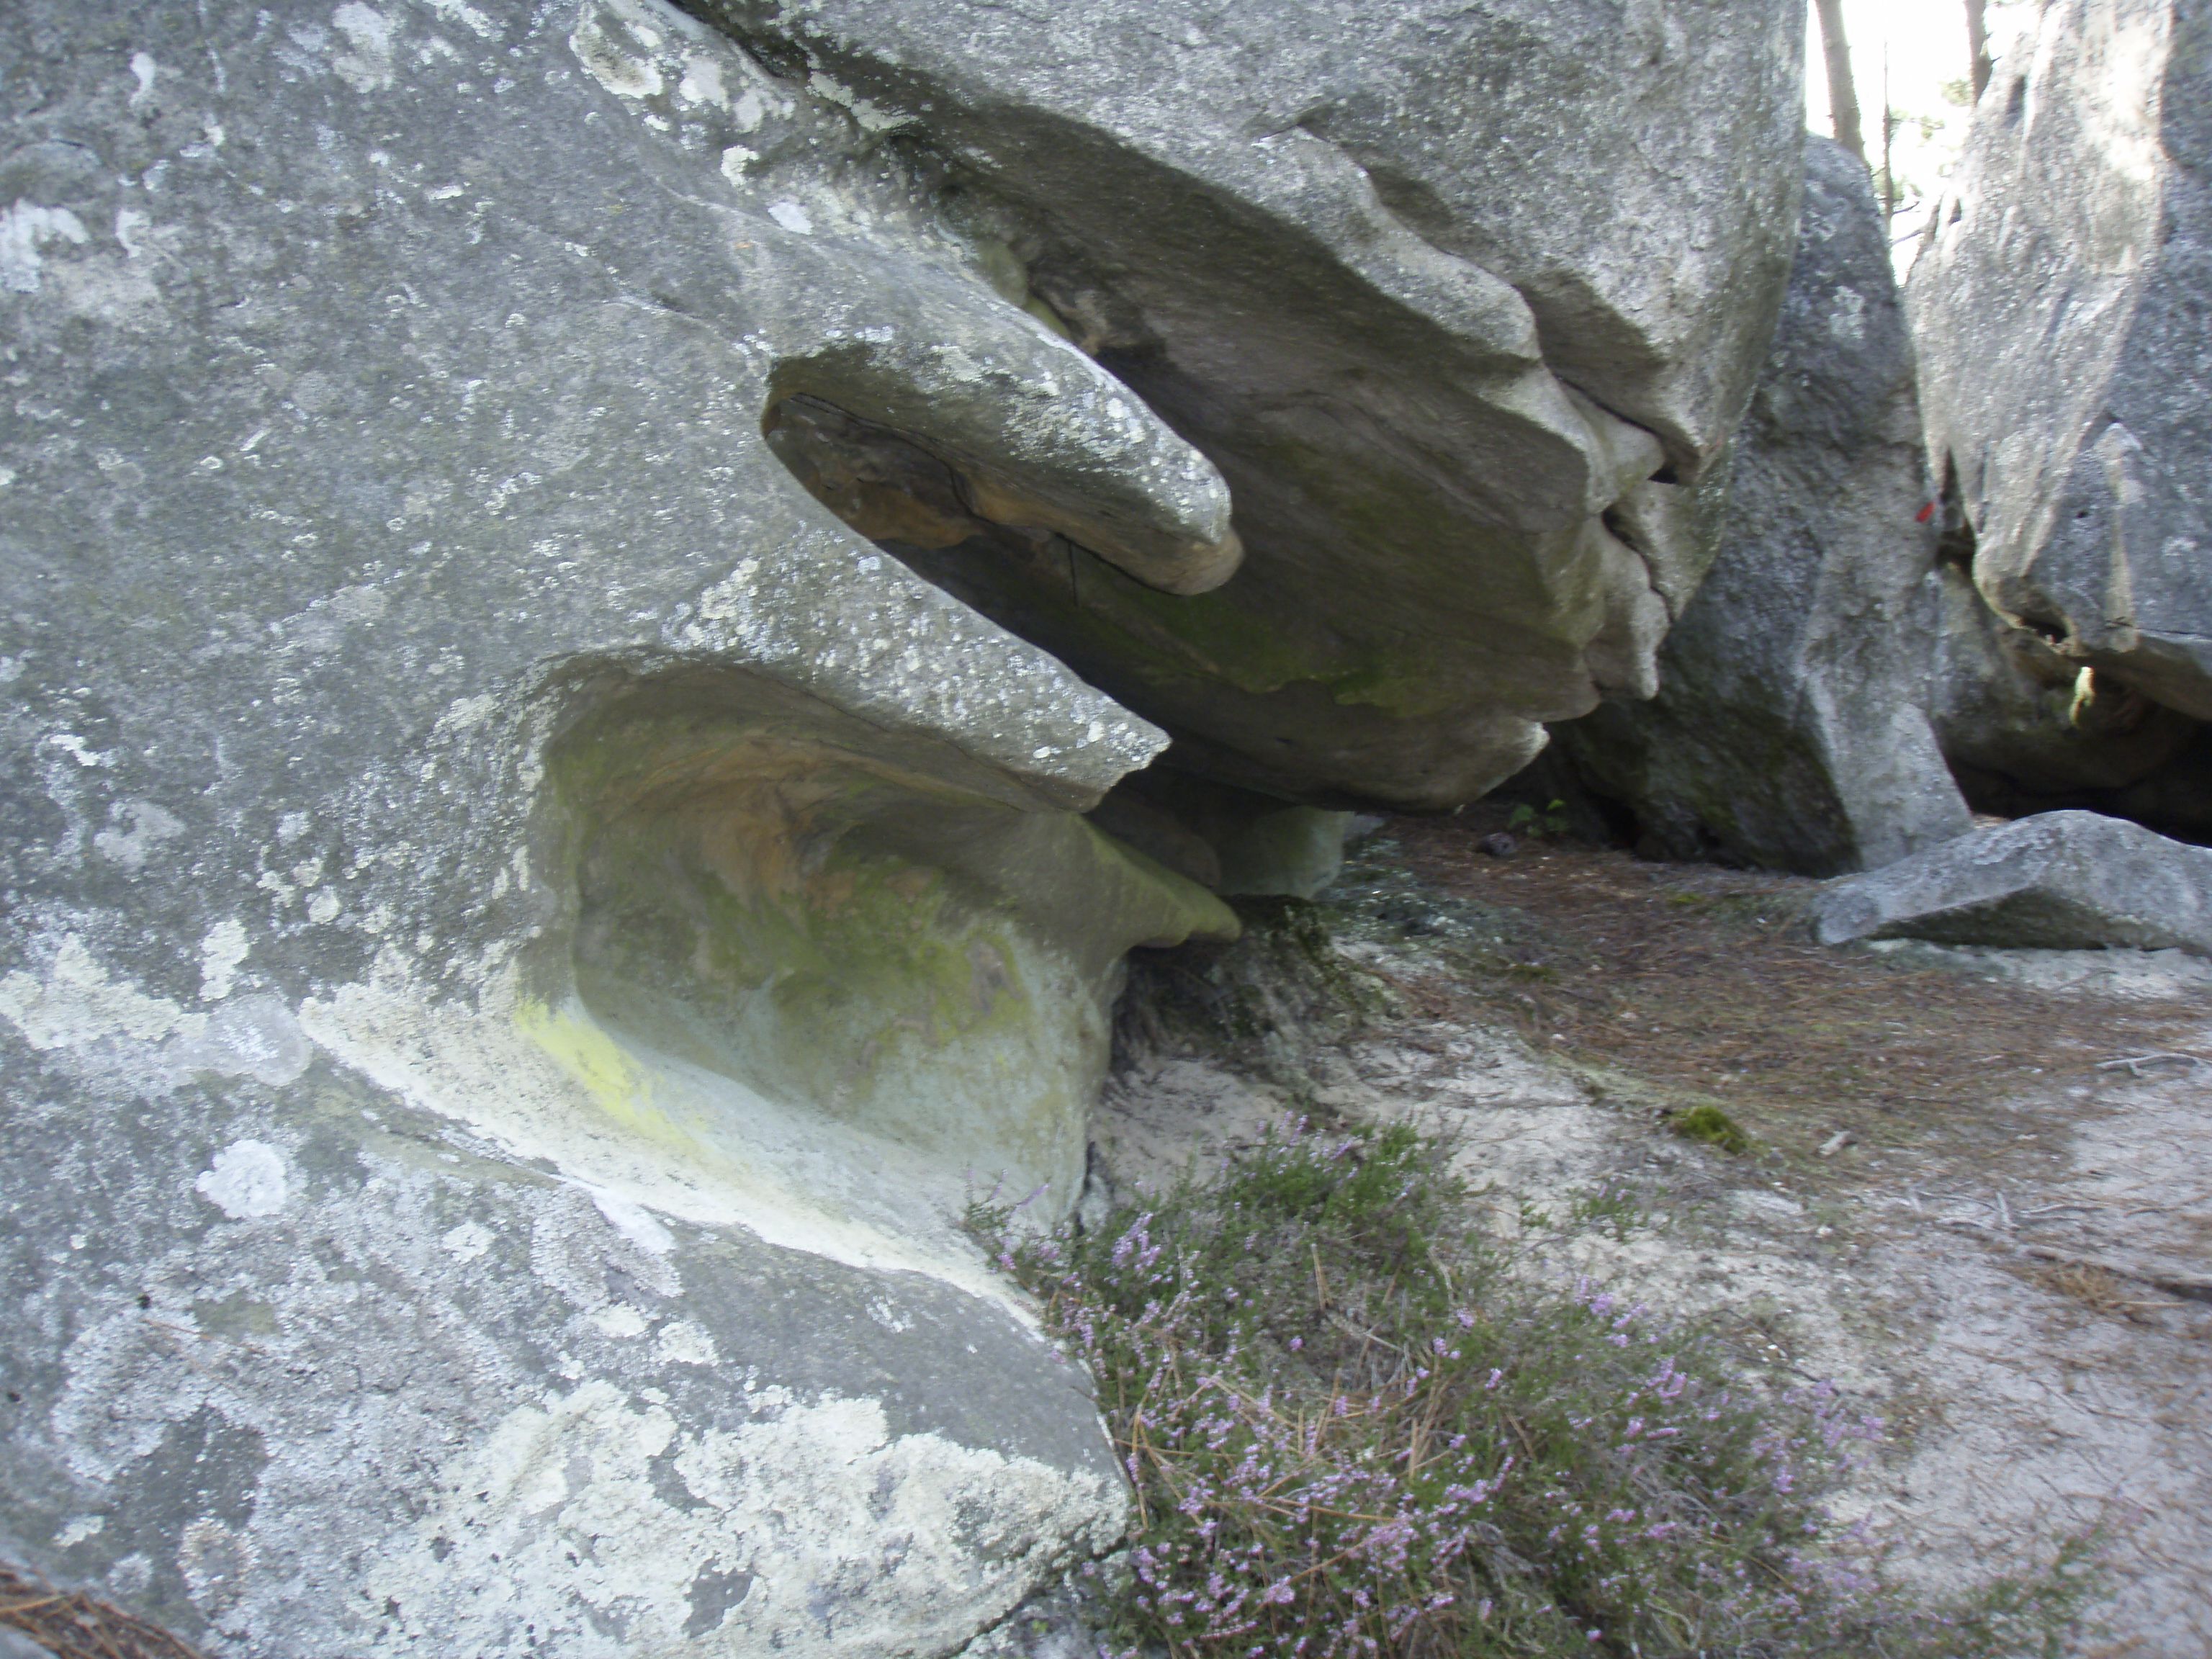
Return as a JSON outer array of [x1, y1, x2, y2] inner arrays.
[[1, 0, 1264, 1650], [1087, 770, 1350, 901], [1811, 809, 2212, 953], [951, 1568, 1120, 1659], [2, 1084, 1128, 1657], [1926, 558, 2206, 803], [688, 0, 1807, 806], [1909, 0, 2212, 723], [1544, 138, 1972, 874]]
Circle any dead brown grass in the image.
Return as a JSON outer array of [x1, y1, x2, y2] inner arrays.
[[0, 1563, 203, 1659], [2020, 1258, 2169, 1322], [1370, 814, 2198, 1168]]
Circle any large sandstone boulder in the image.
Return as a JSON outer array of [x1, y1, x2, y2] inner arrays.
[[1811, 809, 2212, 954], [1539, 138, 1972, 874], [690, 0, 1808, 806], [1910, 0, 2212, 726], [1, 1, 1251, 1650]]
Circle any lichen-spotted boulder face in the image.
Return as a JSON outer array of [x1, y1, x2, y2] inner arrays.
[[0, 0, 1250, 1651], [1546, 138, 1973, 875], [688, 0, 1809, 806], [1910, 0, 2212, 726]]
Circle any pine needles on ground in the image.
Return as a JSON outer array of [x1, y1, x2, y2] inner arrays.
[[0, 1563, 204, 1659]]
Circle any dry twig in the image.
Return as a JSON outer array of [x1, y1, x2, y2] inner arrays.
[[0, 1561, 205, 1659]]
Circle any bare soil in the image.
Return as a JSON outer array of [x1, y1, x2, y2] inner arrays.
[[1096, 814, 2212, 1657]]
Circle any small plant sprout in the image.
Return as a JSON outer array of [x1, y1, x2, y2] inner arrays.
[[1506, 797, 1573, 842]]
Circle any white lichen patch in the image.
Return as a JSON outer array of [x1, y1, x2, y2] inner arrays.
[[0, 201, 89, 294], [330, 2, 397, 93], [0, 935, 201, 1051], [570, 4, 663, 99], [806, 69, 911, 135], [440, 1220, 495, 1262], [675, 54, 724, 107], [94, 800, 186, 873], [194, 1139, 291, 1220], [415, 0, 497, 39], [364, 1380, 1120, 1657], [198, 919, 251, 1001], [651, 1319, 716, 1365], [0, 934, 310, 1089]]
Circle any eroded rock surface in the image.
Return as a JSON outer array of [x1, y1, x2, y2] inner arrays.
[[1910, 0, 2212, 724], [0, 0, 1249, 1650], [1811, 809, 2212, 953], [1547, 138, 1972, 874], [694, 0, 1807, 806]]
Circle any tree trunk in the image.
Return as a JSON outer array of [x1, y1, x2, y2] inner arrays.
[[1881, 49, 1896, 225], [1815, 0, 1866, 166], [1966, 0, 1993, 99]]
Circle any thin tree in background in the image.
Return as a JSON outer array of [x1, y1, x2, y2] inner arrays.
[[1965, 0, 1993, 98], [1881, 47, 1896, 224], [1815, 0, 1867, 166]]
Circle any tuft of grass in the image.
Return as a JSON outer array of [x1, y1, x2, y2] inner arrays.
[[974, 1120, 2098, 1658], [1670, 1103, 1752, 1155]]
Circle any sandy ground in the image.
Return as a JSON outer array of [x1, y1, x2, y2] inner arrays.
[[1089, 827, 2212, 1658]]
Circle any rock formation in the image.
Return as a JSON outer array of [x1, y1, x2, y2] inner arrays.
[[1924, 556, 2212, 832], [1542, 137, 1972, 874], [1910, 0, 2212, 828], [0, 2, 1241, 1650], [688, 0, 1807, 807], [0, 0, 1810, 1652], [1812, 809, 2212, 955]]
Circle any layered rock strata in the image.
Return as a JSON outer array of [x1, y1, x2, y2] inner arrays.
[[700, 0, 1807, 806], [1, 0, 1820, 1651]]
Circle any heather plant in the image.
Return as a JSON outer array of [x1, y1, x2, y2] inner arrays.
[[974, 1120, 2096, 1658]]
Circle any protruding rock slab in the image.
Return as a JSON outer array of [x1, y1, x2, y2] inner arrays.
[[1909, 0, 2212, 723], [693, 0, 1808, 806], [1548, 137, 1971, 875], [1812, 810, 2212, 953]]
